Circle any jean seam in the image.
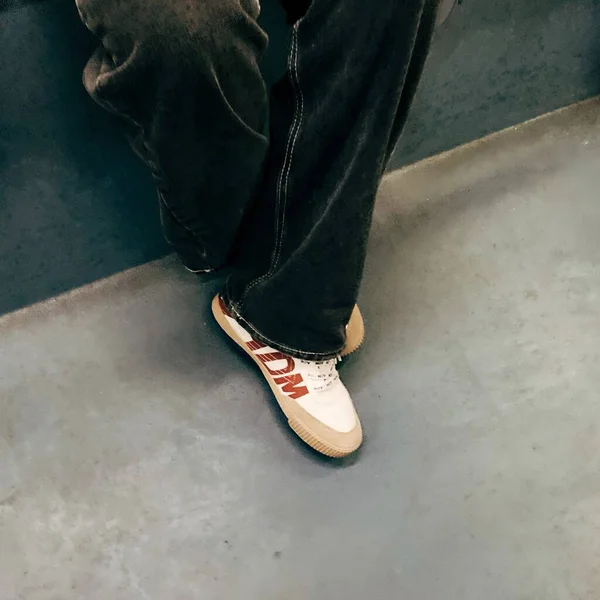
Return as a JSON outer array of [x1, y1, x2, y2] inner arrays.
[[238, 21, 304, 309], [157, 190, 215, 269], [97, 95, 142, 130], [98, 92, 214, 269]]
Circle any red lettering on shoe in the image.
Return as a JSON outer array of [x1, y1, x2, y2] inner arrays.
[[273, 374, 309, 400], [247, 339, 267, 351], [242, 328, 309, 400], [256, 351, 295, 375]]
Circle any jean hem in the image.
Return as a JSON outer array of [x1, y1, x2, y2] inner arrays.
[[221, 291, 345, 361]]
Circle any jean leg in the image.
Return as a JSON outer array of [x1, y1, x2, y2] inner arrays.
[[225, 0, 438, 359], [76, 0, 270, 271]]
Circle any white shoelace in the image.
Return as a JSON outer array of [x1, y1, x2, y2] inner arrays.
[[298, 358, 340, 391]]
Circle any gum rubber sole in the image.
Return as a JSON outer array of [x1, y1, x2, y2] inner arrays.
[[342, 305, 365, 358], [211, 296, 362, 457], [287, 418, 352, 458]]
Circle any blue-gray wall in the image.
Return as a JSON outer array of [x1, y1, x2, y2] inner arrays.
[[1, 0, 599, 314], [392, 0, 600, 168]]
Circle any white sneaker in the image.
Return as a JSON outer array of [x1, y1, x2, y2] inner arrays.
[[212, 296, 363, 457]]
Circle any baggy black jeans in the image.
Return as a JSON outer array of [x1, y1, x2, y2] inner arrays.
[[76, 0, 438, 360]]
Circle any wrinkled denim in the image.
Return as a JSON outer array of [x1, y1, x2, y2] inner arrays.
[[77, 0, 438, 359]]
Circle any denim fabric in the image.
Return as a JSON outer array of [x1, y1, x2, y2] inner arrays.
[[77, 0, 438, 359]]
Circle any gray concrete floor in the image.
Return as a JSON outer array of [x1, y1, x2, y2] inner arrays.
[[2, 99, 600, 599]]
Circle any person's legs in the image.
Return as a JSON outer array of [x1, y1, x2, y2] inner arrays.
[[77, 0, 437, 456], [76, 0, 269, 272], [76, 0, 363, 456], [211, 0, 438, 456], [225, 0, 438, 359]]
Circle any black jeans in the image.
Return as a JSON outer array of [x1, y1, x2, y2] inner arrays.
[[76, 0, 437, 359]]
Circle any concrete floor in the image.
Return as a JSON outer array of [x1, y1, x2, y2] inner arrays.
[[1, 99, 600, 599]]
